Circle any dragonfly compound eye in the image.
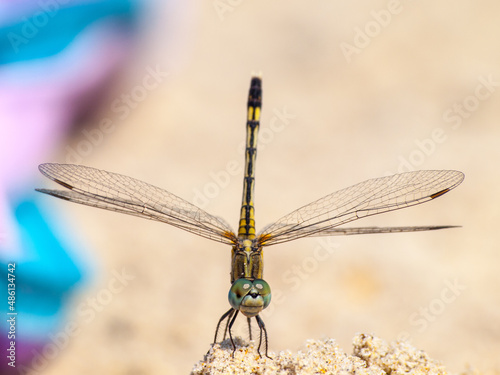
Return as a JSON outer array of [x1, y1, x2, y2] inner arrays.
[[228, 278, 271, 317]]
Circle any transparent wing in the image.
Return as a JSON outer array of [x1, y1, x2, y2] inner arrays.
[[256, 170, 464, 246], [293, 225, 460, 236], [36, 163, 237, 245]]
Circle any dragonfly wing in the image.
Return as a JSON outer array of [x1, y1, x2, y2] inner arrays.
[[299, 225, 460, 236], [257, 170, 464, 246], [37, 163, 237, 245]]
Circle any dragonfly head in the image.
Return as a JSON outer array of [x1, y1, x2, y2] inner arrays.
[[228, 278, 271, 317]]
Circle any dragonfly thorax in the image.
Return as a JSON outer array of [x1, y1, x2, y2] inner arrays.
[[231, 239, 264, 282], [228, 278, 271, 317]]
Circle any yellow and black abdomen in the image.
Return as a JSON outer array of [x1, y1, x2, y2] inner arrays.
[[238, 77, 262, 240]]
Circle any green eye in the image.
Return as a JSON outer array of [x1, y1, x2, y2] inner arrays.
[[228, 278, 272, 315], [253, 279, 271, 309], [228, 279, 253, 310]]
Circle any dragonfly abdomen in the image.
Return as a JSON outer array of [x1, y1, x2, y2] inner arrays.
[[238, 77, 262, 240]]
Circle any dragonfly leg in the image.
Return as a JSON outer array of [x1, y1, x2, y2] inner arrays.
[[222, 309, 235, 340], [213, 308, 234, 345], [228, 310, 239, 357], [255, 315, 271, 359], [247, 317, 252, 341]]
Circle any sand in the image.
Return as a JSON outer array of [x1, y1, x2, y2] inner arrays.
[[191, 333, 453, 375]]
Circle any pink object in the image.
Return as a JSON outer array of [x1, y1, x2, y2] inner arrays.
[[0, 20, 133, 253]]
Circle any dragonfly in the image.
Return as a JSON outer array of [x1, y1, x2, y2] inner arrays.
[[37, 76, 464, 358]]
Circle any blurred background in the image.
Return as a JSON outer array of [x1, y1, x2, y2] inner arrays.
[[1, 0, 499, 374]]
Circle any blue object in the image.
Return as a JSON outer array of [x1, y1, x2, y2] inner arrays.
[[0, 195, 87, 341], [0, 0, 139, 65]]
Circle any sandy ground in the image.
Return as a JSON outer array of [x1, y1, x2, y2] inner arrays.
[[191, 334, 448, 375], [36, 1, 499, 374]]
